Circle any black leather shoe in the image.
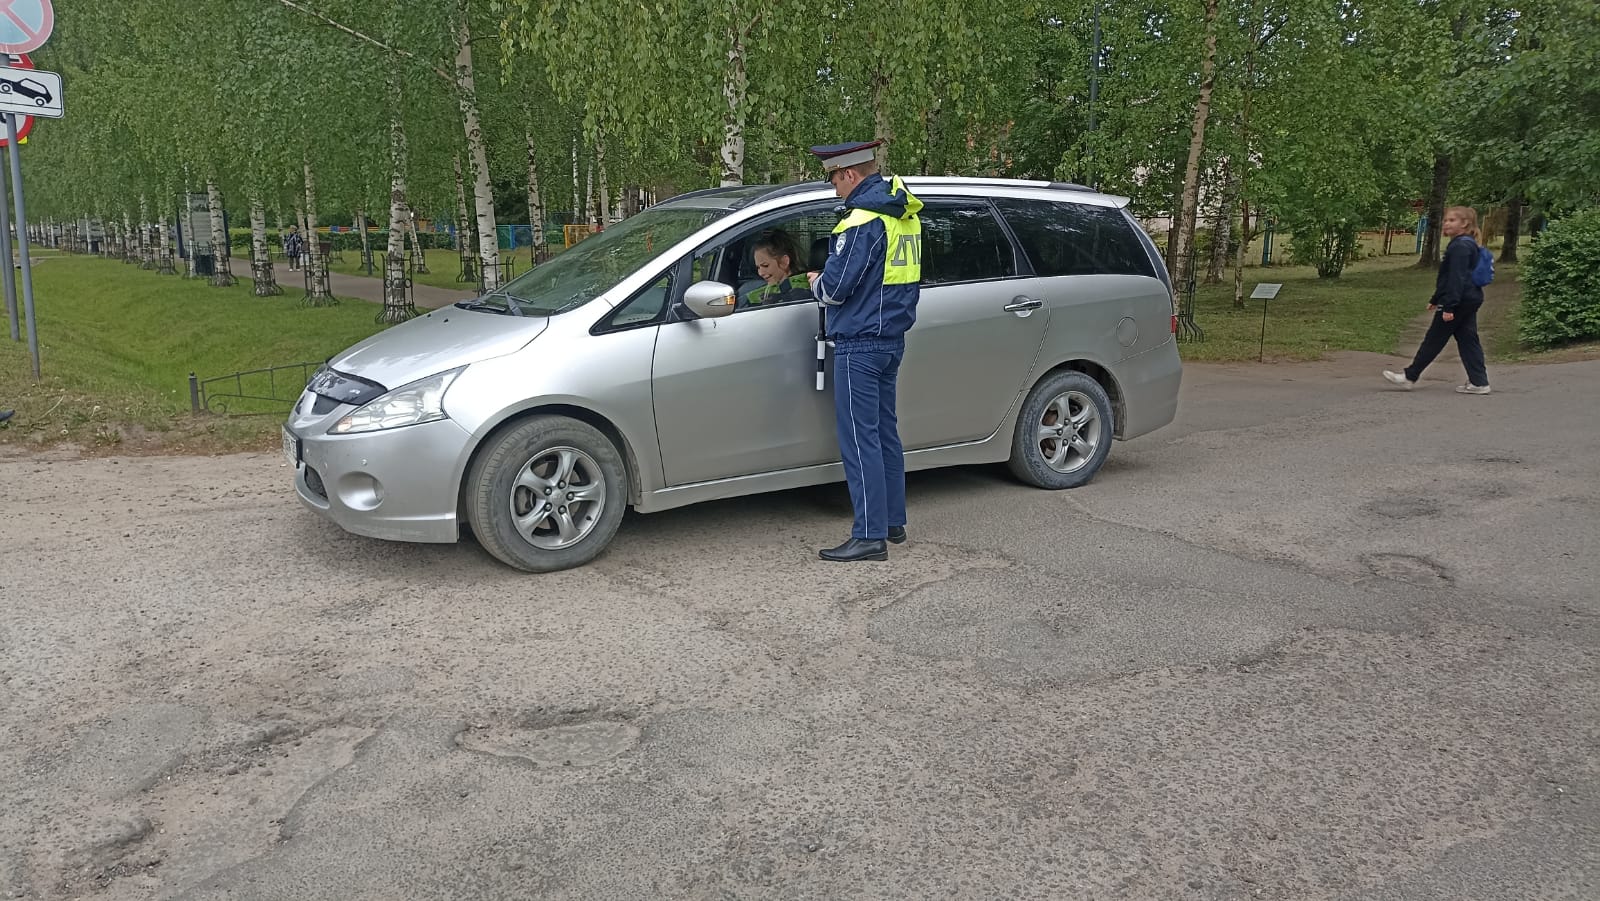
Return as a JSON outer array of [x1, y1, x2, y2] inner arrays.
[[888, 526, 907, 545], [819, 538, 888, 562]]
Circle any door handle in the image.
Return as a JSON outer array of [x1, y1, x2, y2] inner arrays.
[[1003, 297, 1043, 313]]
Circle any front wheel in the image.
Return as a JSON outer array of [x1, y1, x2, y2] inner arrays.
[[465, 415, 628, 572], [1007, 370, 1115, 489]]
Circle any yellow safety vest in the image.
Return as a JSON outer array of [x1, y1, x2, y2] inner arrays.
[[832, 176, 922, 285]]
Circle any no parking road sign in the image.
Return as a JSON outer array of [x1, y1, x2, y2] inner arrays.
[[0, 52, 35, 146], [0, 0, 53, 54], [0, 63, 59, 118]]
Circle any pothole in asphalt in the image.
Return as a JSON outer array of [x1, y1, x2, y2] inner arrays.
[[1361, 553, 1452, 587], [1363, 496, 1443, 519], [454, 713, 640, 768]]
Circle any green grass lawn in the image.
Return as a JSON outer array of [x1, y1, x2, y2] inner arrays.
[[0, 254, 389, 452], [1179, 252, 1434, 362]]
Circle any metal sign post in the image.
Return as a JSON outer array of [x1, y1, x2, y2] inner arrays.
[[1252, 282, 1282, 363], [8, 112, 38, 376], [0, 157, 16, 341], [0, 0, 61, 375]]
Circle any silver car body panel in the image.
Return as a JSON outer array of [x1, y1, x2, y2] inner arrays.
[[324, 307, 547, 389], [286, 177, 1181, 539]]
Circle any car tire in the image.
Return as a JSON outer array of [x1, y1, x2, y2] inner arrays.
[[465, 415, 628, 573], [1007, 369, 1115, 490]]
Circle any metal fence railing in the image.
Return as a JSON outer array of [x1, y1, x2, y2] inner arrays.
[[189, 361, 321, 416]]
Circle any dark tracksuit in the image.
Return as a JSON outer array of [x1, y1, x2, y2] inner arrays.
[[814, 174, 923, 541], [1405, 235, 1489, 387]]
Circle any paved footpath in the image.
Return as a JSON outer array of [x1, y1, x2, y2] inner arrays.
[[254, 254, 475, 311]]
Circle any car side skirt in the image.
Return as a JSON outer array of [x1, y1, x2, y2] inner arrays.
[[634, 425, 1017, 514]]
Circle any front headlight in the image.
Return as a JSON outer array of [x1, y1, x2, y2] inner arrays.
[[328, 367, 464, 435]]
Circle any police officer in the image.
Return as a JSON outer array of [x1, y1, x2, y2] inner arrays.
[[805, 141, 923, 563]]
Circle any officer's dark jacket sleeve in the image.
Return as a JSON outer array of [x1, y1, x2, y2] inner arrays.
[[815, 219, 887, 307], [1431, 236, 1479, 311]]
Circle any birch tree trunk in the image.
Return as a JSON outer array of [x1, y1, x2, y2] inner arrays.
[[303, 162, 334, 304], [387, 71, 410, 260], [249, 195, 281, 296], [1206, 161, 1232, 285], [584, 159, 595, 227], [571, 139, 580, 227], [718, 26, 749, 186], [138, 195, 153, 268], [526, 126, 546, 261], [453, 152, 470, 255], [207, 179, 236, 286], [357, 208, 373, 273], [1233, 71, 1255, 306], [121, 211, 134, 262], [871, 70, 894, 171], [595, 139, 609, 229], [452, 0, 501, 290], [1170, 0, 1220, 297], [157, 209, 172, 274], [407, 214, 428, 273]]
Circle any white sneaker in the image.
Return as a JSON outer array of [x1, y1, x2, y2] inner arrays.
[[1382, 370, 1415, 390], [1455, 384, 1491, 395]]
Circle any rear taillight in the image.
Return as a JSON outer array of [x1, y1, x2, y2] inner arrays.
[[1171, 314, 1178, 335]]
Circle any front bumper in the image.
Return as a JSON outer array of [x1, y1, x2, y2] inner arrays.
[[287, 414, 473, 544]]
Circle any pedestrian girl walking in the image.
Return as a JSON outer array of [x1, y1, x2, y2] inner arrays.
[[1384, 206, 1492, 394]]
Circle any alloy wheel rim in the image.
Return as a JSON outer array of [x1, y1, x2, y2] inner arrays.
[[1037, 391, 1101, 474], [509, 446, 606, 550]]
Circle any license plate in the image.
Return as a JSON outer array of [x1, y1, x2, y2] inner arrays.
[[282, 428, 301, 468]]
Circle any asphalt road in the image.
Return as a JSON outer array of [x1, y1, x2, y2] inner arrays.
[[3, 352, 1596, 900]]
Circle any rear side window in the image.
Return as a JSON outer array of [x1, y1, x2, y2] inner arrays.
[[995, 198, 1156, 278], [919, 202, 1017, 286]]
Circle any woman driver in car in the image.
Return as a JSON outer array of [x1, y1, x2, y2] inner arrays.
[[744, 229, 815, 306]]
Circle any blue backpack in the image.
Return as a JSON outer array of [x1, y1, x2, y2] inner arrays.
[[1469, 243, 1494, 287]]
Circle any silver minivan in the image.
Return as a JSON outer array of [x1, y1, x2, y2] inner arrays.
[[284, 178, 1182, 572]]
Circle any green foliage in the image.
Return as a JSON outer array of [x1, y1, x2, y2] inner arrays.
[[1286, 220, 1360, 279], [18, 0, 1600, 293], [1519, 208, 1600, 348]]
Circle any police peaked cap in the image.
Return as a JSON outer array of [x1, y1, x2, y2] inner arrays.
[[808, 141, 882, 172]]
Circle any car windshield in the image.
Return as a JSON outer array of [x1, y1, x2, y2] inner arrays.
[[473, 205, 731, 316]]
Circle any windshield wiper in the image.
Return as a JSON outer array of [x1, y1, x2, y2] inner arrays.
[[455, 292, 524, 316], [454, 298, 513, 315]]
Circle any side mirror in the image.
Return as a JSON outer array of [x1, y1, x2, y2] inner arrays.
[[682, 280, 737, 318]]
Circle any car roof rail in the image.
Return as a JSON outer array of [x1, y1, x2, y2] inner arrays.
[[747, 181, 830, 206], [899, 175, 1099, 193], [656, 185, 757, 206], [672, 176, 1125, 211]]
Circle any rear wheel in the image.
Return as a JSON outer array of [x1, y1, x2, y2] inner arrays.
[[466, 415, 628, 572], [1007, 370, 1115, 489]]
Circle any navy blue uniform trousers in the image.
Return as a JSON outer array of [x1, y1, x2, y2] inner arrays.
[[1404, 301, 1488, 387], [833, 343, 907, 540]]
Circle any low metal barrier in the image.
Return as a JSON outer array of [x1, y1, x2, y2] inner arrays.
[[189, 361, 321, 416]]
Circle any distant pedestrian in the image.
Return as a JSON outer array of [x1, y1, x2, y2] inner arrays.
[[283, 226, 305, 272], [1385, 206, 1491, 394]]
